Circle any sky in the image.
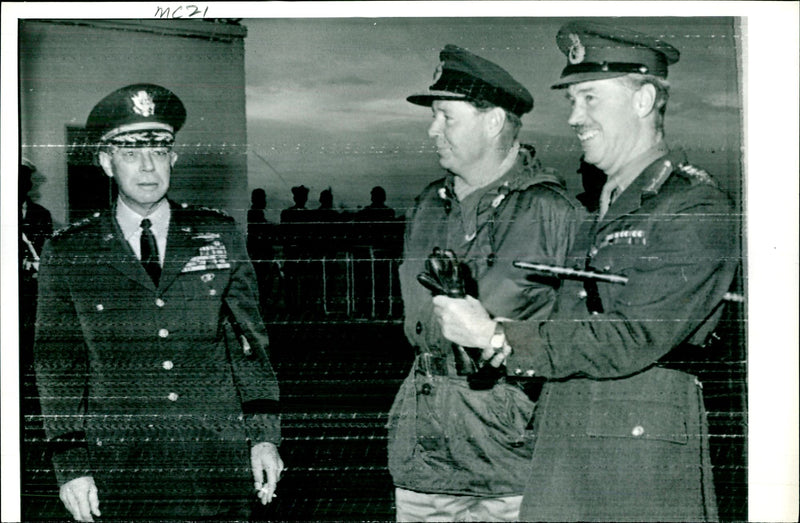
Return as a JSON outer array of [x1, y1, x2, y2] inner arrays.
[[242, 16, 743, 221]]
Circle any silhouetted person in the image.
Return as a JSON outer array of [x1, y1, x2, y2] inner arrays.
[[280, 184, 311, 223], [353, 186, 401, 317], [575, 156, 608, 213], [308, 187, 341, 224], [280, 186, 317, 316], [356, 186, 396, 224], [248, 188, 282, 318]]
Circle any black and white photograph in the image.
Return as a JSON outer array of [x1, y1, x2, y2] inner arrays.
[[2, 2, 797, 522]]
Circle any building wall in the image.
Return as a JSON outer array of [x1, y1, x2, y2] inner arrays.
[[19, 20, 249, 229]]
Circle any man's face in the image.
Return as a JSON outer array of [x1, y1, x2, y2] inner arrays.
[[99, 146, 177, 215], [565, 77, 640, 175], [427, 100, 491, 177]]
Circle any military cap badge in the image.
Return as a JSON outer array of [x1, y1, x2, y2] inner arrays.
[[568, 33, 585, 64], [131, 90, 156, 117]]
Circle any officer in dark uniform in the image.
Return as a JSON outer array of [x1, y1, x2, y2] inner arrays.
[[33, 84, 283, 521], [433, 22, 739, 521]]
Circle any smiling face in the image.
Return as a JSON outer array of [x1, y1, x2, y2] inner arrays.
[[99, 146, 177, 216], [427, 100, 493, 180], [565, 77, 643, 176]]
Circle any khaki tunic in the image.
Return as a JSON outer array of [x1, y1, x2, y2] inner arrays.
[[504, 150, 738, 521]]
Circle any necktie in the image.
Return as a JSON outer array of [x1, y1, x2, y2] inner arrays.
[[140, 218, 161, 285]]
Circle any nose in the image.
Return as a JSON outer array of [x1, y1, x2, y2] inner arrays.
[[567, 102, 584, 128], [427, 116, 442, 139], [139, 150, 155, 171]]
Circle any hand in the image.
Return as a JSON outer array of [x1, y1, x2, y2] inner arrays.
[[251, 442, 284, 505], [433, 295, 495, 357], [59, 476, 100, 521]]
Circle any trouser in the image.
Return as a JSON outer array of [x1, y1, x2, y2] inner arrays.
[[395, 487, 522, 522]]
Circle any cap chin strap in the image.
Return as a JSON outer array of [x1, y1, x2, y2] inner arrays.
[[561, 61, 666, 78]]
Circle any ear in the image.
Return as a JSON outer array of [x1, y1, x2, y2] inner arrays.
[[97, 150, 115, 178], [633, 83, 657, 118], [170, 151, 179, 167], [484, 107, 506, 138]]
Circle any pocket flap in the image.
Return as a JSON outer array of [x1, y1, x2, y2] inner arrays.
[[587, 399, 688, 444]]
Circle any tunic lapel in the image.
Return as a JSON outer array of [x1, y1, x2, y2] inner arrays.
[[99, 210, 158, 290]]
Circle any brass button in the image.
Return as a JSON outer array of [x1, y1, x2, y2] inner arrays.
[[167, 392, 179, 402], [162, 360, 174, 370], [95, 304, 104, 311], [158, 328, 169, 338], [631, 425, 645, 437], [155, 298, 165, 307]]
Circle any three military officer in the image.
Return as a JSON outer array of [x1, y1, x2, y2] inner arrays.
[[34, 84, 283, 520], [433, 22, 739, 521]]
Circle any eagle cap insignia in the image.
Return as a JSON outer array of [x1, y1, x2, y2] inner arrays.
[[131, 90, 156, 117], [568, 33, 585, 64]]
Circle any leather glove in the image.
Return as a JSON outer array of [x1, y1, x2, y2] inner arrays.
[[417, 248, 479, 376], [416, 247, 467, 298]]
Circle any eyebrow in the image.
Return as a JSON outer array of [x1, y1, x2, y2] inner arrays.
[[569, 85, 598, 96]]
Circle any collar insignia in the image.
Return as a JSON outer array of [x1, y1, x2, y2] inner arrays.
[[433, 61, 445, 83]]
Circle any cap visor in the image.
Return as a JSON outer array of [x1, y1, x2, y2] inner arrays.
[[551, 71, 630, 89], [407, 90, 468, 107]]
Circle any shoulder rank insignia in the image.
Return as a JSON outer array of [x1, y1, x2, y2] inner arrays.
[[52, 212, 101, 238], [199, 206, 230, 217], [677, 163, 714, 185]]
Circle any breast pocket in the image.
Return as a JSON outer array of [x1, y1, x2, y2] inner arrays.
[[176, 270, 228, 336], [586, 371, 689, 445]]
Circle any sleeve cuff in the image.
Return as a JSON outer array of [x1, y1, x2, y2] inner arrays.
[[245, 413, 281, 446], [51, 446, 91, 486], [503, 319, 553, 378]]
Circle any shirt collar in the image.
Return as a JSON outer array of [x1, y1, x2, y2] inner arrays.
[[116, 198, 171, 241], [607, 140, 669, 197]]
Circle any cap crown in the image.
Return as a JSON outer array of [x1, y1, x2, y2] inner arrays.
[[86, 83, 186, 145], [552, 22, 680, 89], [408, 44, 533, 116]]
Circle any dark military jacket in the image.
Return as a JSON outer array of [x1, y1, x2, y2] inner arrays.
[[34, 201, 280, 518], [388, 147, 581, 497], [504, 150, 739, 521]]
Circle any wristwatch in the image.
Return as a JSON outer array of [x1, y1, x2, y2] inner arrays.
[[490, 321, 507, 351]]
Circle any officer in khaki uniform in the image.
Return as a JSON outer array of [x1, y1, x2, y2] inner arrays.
[[34, 84, 283, 520], [388, 45, 579, 521], [433, 23, 739, 521]]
